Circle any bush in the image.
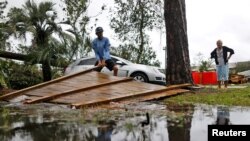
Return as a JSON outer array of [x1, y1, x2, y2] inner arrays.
[[0, 60, 43, 89]]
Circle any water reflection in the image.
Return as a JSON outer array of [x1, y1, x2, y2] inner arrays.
[[95, 121, 116, 141], [166, 104, 194, 141], [1, 104, 250, 141], [215, 106, 230, 125]]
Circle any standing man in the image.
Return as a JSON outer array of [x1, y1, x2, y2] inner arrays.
[[92, 27, 118, 76], [211, 40, 234, 89]]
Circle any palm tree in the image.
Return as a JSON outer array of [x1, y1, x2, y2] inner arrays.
[[7, 0, 67, 81], [0, 0, 7, 19], [0, 22, 12, 51]]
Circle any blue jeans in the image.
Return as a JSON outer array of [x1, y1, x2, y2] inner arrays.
[[216, 64, 229, 81]]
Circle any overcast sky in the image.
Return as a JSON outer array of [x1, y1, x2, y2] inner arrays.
[[5, 0, 250, 67]]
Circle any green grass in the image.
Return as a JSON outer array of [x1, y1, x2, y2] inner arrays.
[[164, 83, 250, 106]]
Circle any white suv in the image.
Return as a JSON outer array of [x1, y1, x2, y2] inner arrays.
[[64, 55, 166, 85]]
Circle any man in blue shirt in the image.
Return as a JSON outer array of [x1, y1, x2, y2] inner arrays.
[[92, 27, 118, 76]]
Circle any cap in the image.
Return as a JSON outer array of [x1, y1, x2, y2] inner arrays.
[[95, 27, 104, 33]]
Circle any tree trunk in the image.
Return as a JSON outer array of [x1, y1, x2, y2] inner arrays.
[[0, 50, 68, 82], [164, 0, 193, 85], [42, 60, 52, 82], [0, 50, 68, 68], [0, 51, 28, 61], [137, 0, 145, 64]]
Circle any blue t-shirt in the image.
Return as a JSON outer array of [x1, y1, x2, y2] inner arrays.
[[92, 37, 111, 61]]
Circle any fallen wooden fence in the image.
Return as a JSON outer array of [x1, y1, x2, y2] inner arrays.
[[0, 68, 191, 108]]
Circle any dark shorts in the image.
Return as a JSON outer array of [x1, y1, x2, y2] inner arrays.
[[94, 59, 116, 72]]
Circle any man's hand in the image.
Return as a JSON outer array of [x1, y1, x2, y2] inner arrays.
[[97, 60, 103, 67], [101, 60, 106, 67]]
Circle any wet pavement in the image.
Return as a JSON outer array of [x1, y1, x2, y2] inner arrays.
[[0, 101, 250, 141]]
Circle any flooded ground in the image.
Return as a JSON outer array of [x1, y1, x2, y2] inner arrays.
[[0, 101, 250, 141]]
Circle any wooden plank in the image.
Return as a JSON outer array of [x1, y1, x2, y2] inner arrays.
[[50, 92, 96, 104], [52, 82, 188, 104], [25, 90, 51, 96], [132, 89, 190, 101], [48, 89, 127, 104], [0, 66, 101, 100], [91, 72, 122, 80], [124, 81, 165, 90], [75, 71, 122, 81], [52, 92, 108, 104], [71, 83, 192, 108], [24, 77, 133, 104], [58, 81, 99, 88], [109, 81, 159, 91], [25, 85, 75, 97], [50, 82, 80, 89], [66, 89, 189, 106], [50, 86, 139, 104], [27, 88, 110, 104], [100, 89, 190, 107], [62, 75, 109, 84]]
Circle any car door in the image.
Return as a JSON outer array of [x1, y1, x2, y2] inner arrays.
[[73, 58, 96, 73]]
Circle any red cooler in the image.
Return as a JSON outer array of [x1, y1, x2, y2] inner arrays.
[[202, 71, 217, 85], [192, 71, 202, 84]]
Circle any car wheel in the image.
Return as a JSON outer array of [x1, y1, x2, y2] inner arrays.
[[131, 72, 149, 83]]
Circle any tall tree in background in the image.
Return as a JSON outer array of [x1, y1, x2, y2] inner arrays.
[[110, 45, 161, 67], [110, 0, 163, 66], [164, 0, 193, 85], [0, 0, 8, 87], [60, 0, 93, 61], [0, 0, 9, 50], [0, 0, 7, 19], [7, 0, 68, 81], [0, 23, 10, 51]]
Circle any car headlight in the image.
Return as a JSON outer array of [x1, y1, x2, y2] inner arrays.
[[158, 68, 165, 74], [152, 68, 160, 73]]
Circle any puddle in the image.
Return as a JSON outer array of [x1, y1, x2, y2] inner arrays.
[[0, 102, 250, 141]]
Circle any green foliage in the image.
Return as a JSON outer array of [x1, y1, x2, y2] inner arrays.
[[0, 59, 42, 89], [0, 0, 7, 19], [111, 0, 163, 39], [0, 1, 8, 50], [165, 84, 250, 106], [61, 0, 93, 61], [0, 59, 10, 88], [6, 0, 72, 81], [110, 0, 163, 65], [111, 44, 161, 67], [199, 60, 212, 72], [0, 71, 7, 89], [192, 52, 213, 72], [0, 22, 11, 51], [8, 66, 43, 90]]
